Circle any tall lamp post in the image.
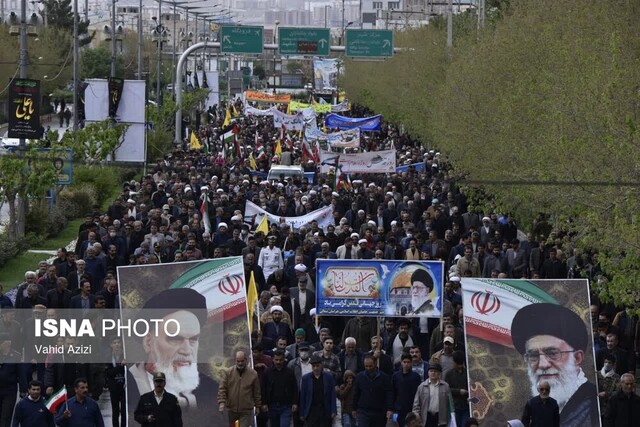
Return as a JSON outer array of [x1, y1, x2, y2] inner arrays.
[[156, 0, 162, 104], [324, 5, 331, 28]]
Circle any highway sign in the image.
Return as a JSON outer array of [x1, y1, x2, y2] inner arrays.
[[220, 25, 264, 54], [278, 27, 331, 56], [345, 29, 394, 58]]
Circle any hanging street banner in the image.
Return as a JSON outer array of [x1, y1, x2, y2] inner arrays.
[[315, 260, 444, 317], [108, 77, 124, 118], [305, 127, 360, 148], [460, 278, 600, 427], [319, 149, 396, 173], [244, 105, 277, 116], [245, 90, 291, 103], [243, 200, 333, 231], [273, 109, 305, 131], [8, 78, 41, 139], [117, 257, 250, 427], [325, 113, 382, 131]]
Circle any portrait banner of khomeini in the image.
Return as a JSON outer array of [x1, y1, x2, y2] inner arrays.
[[117, 257, 250, 427]]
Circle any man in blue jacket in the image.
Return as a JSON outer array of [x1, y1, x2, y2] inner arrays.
[[12, 380, 55, 427], [352, 354, 393, 427], [392, 355, 422, 427], [299, 355, 336, 426], [54, 378, 104, 427]]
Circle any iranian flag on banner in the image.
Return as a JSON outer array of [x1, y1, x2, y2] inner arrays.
[[45, 386, 66, 413], [460, 278, 557, 348]]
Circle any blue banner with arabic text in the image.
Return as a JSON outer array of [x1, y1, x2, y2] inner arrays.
[[324, 113, 382, 131], [315, 259, 443, 317]]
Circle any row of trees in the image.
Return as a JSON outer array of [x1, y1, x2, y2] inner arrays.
[[344, 0, 640, 306]]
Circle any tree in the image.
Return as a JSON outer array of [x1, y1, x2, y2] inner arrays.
[[253, 64, 265, 80], [58, 120, 129, 163], [0, 148, 59, 240], [343, 0, 640, 308], [80, 46, 123, 79]]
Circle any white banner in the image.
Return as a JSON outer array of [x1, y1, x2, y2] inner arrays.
[[304, 127, 360, 148], [244, 200, 334, 231], [319, 149, 397, 173], [331, 100, 350, 112], [273, 109, 305, 131], [244, 105, 277, 116]]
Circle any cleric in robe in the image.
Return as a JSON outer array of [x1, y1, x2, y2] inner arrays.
[[510, 303, 600, 427], [126, 288, 223, 426]]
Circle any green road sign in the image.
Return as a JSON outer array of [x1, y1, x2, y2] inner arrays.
[[221, 25, 264, 54], [278, 27, 331, 56], [345, 29, 394, 57]]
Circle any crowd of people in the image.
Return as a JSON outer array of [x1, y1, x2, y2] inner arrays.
[[0, 99, 639, 427]]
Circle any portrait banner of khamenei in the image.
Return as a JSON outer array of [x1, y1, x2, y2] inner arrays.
[[461, 278, 600, 427], [117, 257, 251, 427]]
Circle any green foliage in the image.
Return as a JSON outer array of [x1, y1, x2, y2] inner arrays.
[[40, 0, 90, 34], [0, 236, 31, 268], [80, 46, 124, 79], [344, 0, 640, 307], [57, 184, 97, 219], [70, 165, 120, 207], [58, 120, 128, 162], [253, 64, 266, 80]]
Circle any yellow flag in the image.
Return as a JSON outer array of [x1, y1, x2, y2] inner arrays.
[[232, 104, 240, 117], [249, 152, 257, 170], [286, 102, 291, 115], [222, 107, 231, 127], [256, 215, 269, 235], [274, 139, 282, 156], [189, 131, 202, 150], [247, 271, 258, 330]]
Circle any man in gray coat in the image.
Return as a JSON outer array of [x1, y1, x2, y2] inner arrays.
[[412, 363, 453, 427]]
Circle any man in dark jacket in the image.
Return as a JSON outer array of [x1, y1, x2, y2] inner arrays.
[[12, 380, 55, 427], [392, 355, 421, 427], [352, 354, 393, 427], [299, 355, 336, 426], [603, 373, 640, 427], [1, 332, 26, 426], [261, 350, 298, 427], [134, 372, 183, 427], [521, 380, 560, 427], [104, 337, 126, 427]]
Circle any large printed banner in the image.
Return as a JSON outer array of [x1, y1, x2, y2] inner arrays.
[[249, 169, 316, 182], [313, 58, 338, 90], [319, 149, 396, 173], [316, 260, 444, 317], [461, 278, 600, 427], [245, 90, 291, 103], [244, 105, 277, 116], [325, 113, 382, 131], [331, 99, 350, 112], [118, 258, 250, 427], [273, 109, 305, 131], [244, 200, 333, 231]]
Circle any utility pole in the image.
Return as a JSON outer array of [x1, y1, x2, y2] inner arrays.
[[446, 0, 453, 48], [73, 0, 79, 130], [111, 0, 116, 77], [137, 0, 142, 79], [156, 0, 162, 104], [19, 1, 27, 138]]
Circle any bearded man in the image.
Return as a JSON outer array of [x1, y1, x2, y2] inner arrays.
[[127, 288, 222, 426], [510, 303, 599, 427]]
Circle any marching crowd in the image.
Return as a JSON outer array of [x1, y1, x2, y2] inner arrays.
[[0, 101, 639, 427]]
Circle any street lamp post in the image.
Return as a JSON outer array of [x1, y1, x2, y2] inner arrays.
[[156, 0, 162, 104], [324, 5, 330, 28], [137, 0, 142, 79], [111, 0, 116, 77]]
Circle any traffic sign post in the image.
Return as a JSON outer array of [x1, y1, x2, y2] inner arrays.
[[220, 25, 264, 54], [278, 27, 331, 56], [345, 29, 394, 58]]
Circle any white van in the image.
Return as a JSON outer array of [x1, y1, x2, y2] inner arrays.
[[266, 165, 304, 183]]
